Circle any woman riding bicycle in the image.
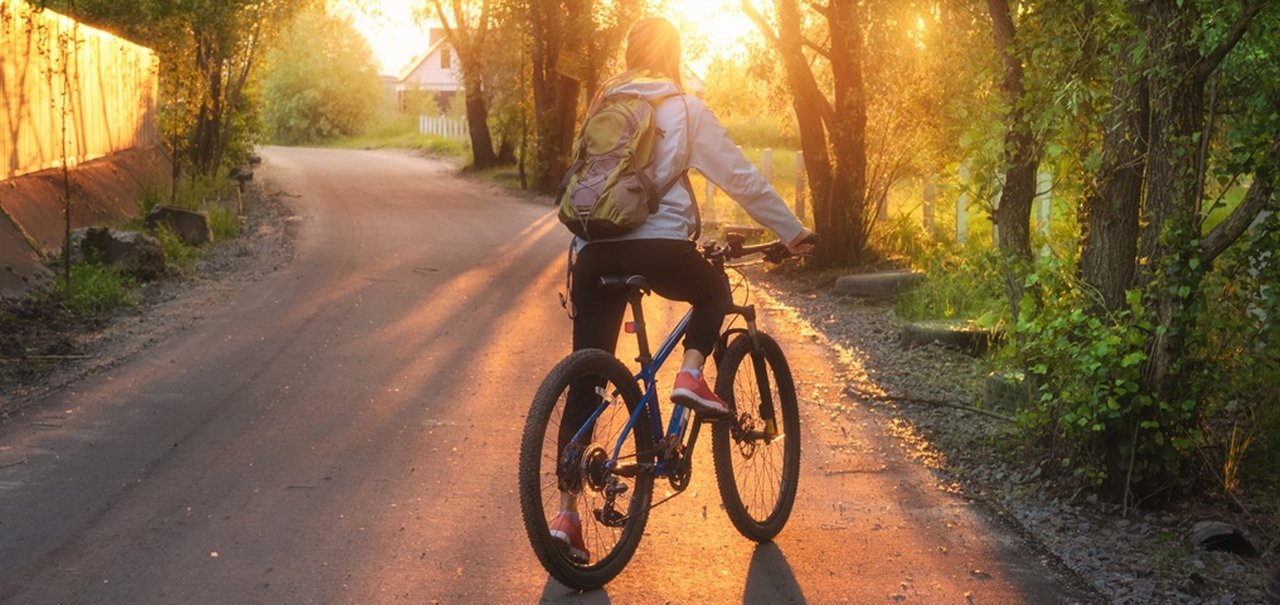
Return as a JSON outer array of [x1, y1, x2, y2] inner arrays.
[[549, 16, 816, 563]]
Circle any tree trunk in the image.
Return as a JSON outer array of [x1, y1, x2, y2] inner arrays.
[[1080, 41, 1148, 313], [1138, 0, 1206, 402], [463, 71, 499, 169], [528, 2, 582, 193], [747, 0, 870, 266], [987, 0, 1039, 316], [825, 0, 870, 265]]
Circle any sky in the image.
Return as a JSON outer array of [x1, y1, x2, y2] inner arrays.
[[330, 0, 760, 77]]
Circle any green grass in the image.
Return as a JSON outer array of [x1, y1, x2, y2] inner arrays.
[[327, 112, 470, 159], [894, 245, 1006, 325], [51, 263, 137, 316], [208, 205, 241, 241]]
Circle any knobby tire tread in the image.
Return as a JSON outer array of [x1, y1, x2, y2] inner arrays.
[[711, 333, 801, 542], [518, 349, 652, 590]]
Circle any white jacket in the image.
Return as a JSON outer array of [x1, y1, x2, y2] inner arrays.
[[578, 78, 805, 246]]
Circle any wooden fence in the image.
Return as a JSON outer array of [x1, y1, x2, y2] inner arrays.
[[418, 115, 469, 140], [1, 0, 159, 181]]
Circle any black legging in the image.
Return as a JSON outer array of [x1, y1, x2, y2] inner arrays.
[[557, 239, 732, 482]]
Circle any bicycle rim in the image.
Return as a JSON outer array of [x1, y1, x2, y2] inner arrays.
[[518, 349, 653, 589], [712, 333, 801, 541]]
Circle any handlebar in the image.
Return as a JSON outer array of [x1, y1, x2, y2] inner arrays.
[[705, 232, 820, 264]]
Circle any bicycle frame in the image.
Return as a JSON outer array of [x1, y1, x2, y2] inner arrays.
[[566, 289, 696, 479], [566, 283, 775, 484]]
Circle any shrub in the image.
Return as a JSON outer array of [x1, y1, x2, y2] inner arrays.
[[52, 263, 136, 316], [152, 224, 201, 273], [895, 244, 1005, 325]]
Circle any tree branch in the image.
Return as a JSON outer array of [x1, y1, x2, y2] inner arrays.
[[741, 0, 780, 48], [801, 35, 831, 60], [1201, 136, 1280, 265], [1194, 0, 1264, 81], [805, 0, 831, 17]]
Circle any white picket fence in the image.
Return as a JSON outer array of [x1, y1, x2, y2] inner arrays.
[[418, 115, 469, 140]]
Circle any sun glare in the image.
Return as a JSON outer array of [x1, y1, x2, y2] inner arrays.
[[329, 0, 434, 76], [330, 0, 761, 77], [667, 0, 759, 71]]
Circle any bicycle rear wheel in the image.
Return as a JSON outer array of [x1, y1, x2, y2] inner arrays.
[[711, 333, 801, 542], [518, 348, 654, 589]]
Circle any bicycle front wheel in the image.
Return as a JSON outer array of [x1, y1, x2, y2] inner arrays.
[[518, 348, 654, 589], [711, 333, 801, 542]]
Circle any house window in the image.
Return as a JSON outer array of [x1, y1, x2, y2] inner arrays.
[[440, 48, 451, 69]]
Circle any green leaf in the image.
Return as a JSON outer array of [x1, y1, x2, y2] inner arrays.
[[1121, 351, 1145, 367]]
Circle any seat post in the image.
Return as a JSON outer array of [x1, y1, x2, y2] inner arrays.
[[627, 290, 653, 367]]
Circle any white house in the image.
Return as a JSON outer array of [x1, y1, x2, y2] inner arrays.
[[393, 29, 463, 112]]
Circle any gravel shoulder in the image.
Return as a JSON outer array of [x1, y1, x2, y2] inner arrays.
[[746, 262, 1277, 605], [0, 185, 296, 419]]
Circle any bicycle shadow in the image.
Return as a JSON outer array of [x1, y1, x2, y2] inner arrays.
[[743, 542, 807, 604], [539, 578, 612, 604]]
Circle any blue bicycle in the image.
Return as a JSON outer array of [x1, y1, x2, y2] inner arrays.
[[519, 235, 805, 589]]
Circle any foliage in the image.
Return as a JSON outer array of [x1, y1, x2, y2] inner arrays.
[[50, 263, 136, 316], [1011, 260, 1200, 492], [1187, 211, 1280, 487], [152, 225, 202, 274], [208, 206, 242, 241], [894, 245, 1004, 324], [261, 6, 383, 145]]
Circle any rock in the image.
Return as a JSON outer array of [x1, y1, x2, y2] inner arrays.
[[75, 227, 165, 280], [1190, 521, 1259, 558], [834, 270, 924, 300], [902, 321, 1000, 356], [146, 205, 213, 246]]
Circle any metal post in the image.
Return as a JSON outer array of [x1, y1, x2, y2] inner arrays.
[[795, 151, 806, 223], [956, 165, 969, 245], [1037, 171, 1053, 256]]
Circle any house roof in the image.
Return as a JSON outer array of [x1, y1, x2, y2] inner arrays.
[[397, 38, 450, 82]]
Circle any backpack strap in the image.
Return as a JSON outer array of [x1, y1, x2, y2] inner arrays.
[[650, 94, 700, 241]]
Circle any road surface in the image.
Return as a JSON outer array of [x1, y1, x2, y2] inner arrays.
[[0, 147, 1091, 603]]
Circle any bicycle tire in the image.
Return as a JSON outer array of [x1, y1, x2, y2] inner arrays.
[[518, 348, 654, 589], [711, 333, 801, 542]]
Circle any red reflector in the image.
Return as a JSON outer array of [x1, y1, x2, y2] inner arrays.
[[624, 321, 636, 334]]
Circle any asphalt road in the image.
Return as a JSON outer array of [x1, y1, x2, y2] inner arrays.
[[0, 147, 1090, 603]]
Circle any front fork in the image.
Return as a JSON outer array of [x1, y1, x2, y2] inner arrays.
[[717, 304, 779, 439]]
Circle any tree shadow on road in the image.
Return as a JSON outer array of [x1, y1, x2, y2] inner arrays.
[[744, 542, 806, 604]]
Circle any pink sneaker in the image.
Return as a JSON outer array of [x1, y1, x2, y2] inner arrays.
[[549, 511, 589, 564], [671, 370, 731, 417]]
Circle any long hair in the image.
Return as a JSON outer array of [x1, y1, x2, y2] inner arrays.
[[625, 17, 683, 89]]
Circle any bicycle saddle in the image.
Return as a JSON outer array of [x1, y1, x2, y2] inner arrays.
[[599, 275, 650, 292]]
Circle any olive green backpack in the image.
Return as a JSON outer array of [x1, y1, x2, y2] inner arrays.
[[556, 74, 690, 240]]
